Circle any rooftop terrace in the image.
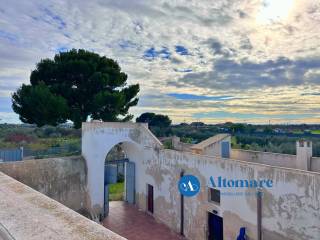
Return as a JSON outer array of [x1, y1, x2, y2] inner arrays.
[[0, 171, 125, 240]]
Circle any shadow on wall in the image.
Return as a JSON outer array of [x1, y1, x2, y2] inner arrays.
[[0, 156, 90, 217]]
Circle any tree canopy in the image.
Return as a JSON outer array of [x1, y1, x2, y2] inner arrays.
[[136, 112, 171, 128], [12, 83, 68, 127], [12, 49, 139, 128]]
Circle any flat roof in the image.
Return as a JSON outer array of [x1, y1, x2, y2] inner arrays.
[[0, 171, 126, 240]]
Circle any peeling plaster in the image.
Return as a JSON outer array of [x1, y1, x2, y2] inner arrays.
[[82, 122, 320, 240]]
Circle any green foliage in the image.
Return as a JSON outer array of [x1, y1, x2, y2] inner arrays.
[[263, 126, 274, 134], [231, 136, 240, 148], [136, 112, 156, 124], [0, 124, 80, 157], [12, 83, 68, 127], [136, 112, 172, 128], [146, 122, 320, 156], [12, 49, 140, 128], [169, 124, 216, 143], [136, 112, 172, 137], [117, 173, 124, 183], [181, 137, 193, 144], [109, 182, 124, 201], [223, 122, 256, 134], [233, 135, 297, 155], [153, 115, 172, 128], [163, 140, 173, 149]]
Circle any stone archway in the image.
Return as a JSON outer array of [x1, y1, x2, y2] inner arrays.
[[81, 122, 162, 219]]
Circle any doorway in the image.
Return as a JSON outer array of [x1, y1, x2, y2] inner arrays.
[[221, 141, 230, 158], [147, 184, 154, 213], [103, 142, 136, 218], [208, 212, 223, 240]]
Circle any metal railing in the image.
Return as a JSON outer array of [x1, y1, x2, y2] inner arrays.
[[0, 148, 23, 162], [23, 144, 81, 159]]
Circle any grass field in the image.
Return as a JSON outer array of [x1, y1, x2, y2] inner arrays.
[[109, 182, 124, 201], [292, 130, 304, 134], [291, 130, 320, 135]]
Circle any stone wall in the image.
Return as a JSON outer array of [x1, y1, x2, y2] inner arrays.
[[0, 156, 88, 215]]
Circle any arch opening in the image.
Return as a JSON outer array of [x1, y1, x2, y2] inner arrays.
[[102, 141, 139, 219]]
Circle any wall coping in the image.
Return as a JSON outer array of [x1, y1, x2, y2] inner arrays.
[[231, 148, 296, 158], [82, 121, 163, 147], [0, 171, 126, 240], [162, 148, 320, 177]]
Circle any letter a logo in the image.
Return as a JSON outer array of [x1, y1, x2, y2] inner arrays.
[[178, 175, 200, 197]]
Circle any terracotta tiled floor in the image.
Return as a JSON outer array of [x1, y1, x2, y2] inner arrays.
[[102, 201, 185, 240]]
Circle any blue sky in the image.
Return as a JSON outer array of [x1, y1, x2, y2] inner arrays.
[[0, 0, 320, 124]]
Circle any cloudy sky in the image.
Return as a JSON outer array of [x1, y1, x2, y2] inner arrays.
[[1, 0, 320, 124]]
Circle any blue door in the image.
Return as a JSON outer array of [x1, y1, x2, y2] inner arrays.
[[221, 142, 230, 158], [104, 184, 109, 217], [208, 212, 223, 240], [125, 162, 135, 204], [105, 164, 117, 184]]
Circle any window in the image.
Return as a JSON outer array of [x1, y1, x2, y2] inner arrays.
[[208, 188, 220, 204]]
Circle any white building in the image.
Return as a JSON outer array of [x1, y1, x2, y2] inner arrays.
[[0, 122, 319, 240]]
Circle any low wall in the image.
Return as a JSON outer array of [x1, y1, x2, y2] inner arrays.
[[173, 141, 193, 152], [0, 171, 125, 240], [311, 157, 320, 172], [0, 156, 88, 215], [231, 149, 297, 169]]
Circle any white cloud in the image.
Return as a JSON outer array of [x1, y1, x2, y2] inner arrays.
[[0, 0, 319, 123]]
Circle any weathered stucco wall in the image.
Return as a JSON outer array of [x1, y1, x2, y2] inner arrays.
[[311, 157, 320, 172], [135, 149, 320, 240], [230, 149, 297, 169], [0, 156, 88, 215], [82, 122, 320, 240], [81, 122, 162, 218], [202, 136, 231, 157], [172, 137, 193, 152], [231, 148, 320, 173]]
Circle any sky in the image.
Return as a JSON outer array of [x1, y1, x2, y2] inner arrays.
[[1, 0, 320, 124]]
